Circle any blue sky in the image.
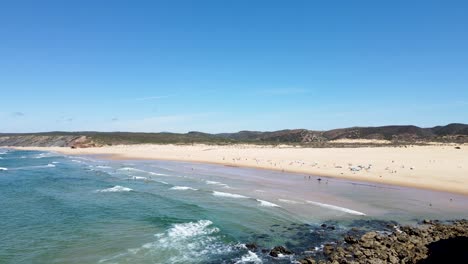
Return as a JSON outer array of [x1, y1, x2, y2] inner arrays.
[[1, 0, 467, 133]]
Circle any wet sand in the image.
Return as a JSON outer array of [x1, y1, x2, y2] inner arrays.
[[12, 143, 468, 195]]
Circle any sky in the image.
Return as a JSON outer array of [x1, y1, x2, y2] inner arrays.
[[1, 0, 467, 133]]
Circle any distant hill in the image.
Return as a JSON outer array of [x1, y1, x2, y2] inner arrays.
[[0, 123, 467, 147]]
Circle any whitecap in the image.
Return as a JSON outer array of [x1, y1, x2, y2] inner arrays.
[[118, 167, 146, 173], [96, 185, 133, 193], [235, 251, 263, 264], [206, 180, 229, 187], [131, 176, 148, 180], [170, 186, 198, 191], [278, 199, 303, 205], [96, 165, 111, 169], [213, 191, 248, 199], [10, 164, 56, 170], [306, 200, 366, 216], [99, 220, 232, 263], [52, 161, 60, 164], [149, 172, 169, 176], [156, 180, 169, 185], [257, 199, 280, 207], [0, 167, 8, 171]]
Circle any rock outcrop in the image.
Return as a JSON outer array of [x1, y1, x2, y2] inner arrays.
[[299, 220, 468, 264]]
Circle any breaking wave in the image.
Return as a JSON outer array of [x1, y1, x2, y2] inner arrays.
[[257, 199, 280, 207], [235, 251, 263, 264], [99, 220, 232, 263], [213, 191, 248, 199], [306, 200, 366, 216], [96, 185, 133, 193], [171, 186, 198, 191]]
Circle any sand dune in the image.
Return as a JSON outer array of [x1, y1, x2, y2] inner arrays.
[[13, 143, 468, 195]]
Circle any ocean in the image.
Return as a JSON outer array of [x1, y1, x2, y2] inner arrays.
[[1, 148, 467, 263]]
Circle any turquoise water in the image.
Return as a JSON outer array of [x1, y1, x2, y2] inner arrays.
[[1, 149, 467, 263]]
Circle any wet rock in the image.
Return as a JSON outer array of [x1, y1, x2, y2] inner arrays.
[[269, 246, 293, 257], [245, 243, 257, 250], [299, 258, 316, 264], [344, 235, 358, 244], [323, 244, 335, 255], [298, 219, 468, 264]]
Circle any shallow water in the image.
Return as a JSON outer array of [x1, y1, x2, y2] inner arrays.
[[1, 149, 467, 263]]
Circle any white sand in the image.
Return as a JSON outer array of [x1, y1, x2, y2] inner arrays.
[[13, 144, 468, 195]]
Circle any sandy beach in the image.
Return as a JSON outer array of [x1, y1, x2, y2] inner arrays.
[[13, 143, 468, 195]]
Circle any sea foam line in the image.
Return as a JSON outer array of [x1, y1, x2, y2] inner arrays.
[[212, 191, 249, 199], [130, 176, 148, 180], [0, 167, 8, 171], [118, 167, 147, 173], [7, 164, 56, 170], [278, 199, 303, 205], [96, 185, 133, 193], [205, 180, 229, 188], [257, 199, 280, 207], [306, 200, 366, 216], [170, 186, 198, 191]]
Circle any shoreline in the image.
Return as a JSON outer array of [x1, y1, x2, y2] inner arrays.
[[9, 143, 468, 196]]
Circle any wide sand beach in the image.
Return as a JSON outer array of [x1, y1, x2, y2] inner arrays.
[[15, 143, 468, 195]]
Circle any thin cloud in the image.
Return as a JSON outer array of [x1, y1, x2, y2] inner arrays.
[[12, 112, 25, 117]]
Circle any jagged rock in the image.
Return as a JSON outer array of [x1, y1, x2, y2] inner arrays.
[[269, 246, 293, 257], [245, 243, 257, 250], [299, 258, 316, 264], [298, 219, 468, 264]]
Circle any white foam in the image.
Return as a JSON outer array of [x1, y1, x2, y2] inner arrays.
[[11, 164, 56, 170], [118, 167, 146, 172], [235, 251, 263, 264], [34, 153, 51, 159], [131, 176, 148, 180], [306, 200, 366, 216], [96, 185, 133, 193], [170, 186, 198, 191], [156, 180, 169, 185], [206, 180, 229, 187], [0, 167, 8, 171], [149, 172, 169, 176], [206, 180, 221, 185], [71, 160, 83, 163], [278, 199, 303, 204], [99, 220, 232, 263], [96, 165, 111, 169], [52, 161, 60, 164], [257, 199, 280, 207], [213, 191, 248, 199]]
